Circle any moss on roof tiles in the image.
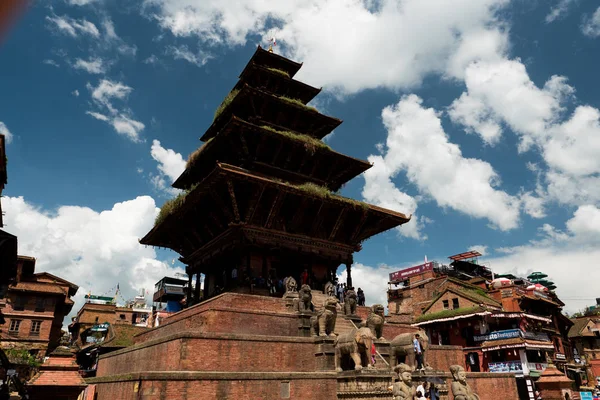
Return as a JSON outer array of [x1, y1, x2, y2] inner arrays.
[[415, 305, 487, 324]]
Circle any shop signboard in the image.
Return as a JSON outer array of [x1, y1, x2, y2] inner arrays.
[[580, 392, 593, 400], [555, 353, 566, 360], [474, 329, 521, 342], [527, 363, 548, 373], [489, 361, 523, 373], [389, 262, 434, 282], [522, 331, 550, 342]]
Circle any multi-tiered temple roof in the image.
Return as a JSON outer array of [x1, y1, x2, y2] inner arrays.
[[140, 46, 410, 300]]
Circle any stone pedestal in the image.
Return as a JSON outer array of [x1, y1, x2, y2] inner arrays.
[[297, 312, 314, 337], [283, 291, 299, 309], [314, 337, 337, 371], [373, 339, 391, 368], [337, 370, 393, 399]]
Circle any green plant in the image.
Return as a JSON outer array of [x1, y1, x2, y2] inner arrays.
[[278, 96, 318, 112], [265, 67, 290, 78], [294, 182, 369, 210], [260, 125, 330, 155], [213, 89, 240, 121], [415, 306, 485, 324], [186, 138, 214, 168], [5, 348, 42, 368], [154, 183, 199, 226]]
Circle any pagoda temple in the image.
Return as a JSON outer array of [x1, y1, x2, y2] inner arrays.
[[140, 46, 410, 303]]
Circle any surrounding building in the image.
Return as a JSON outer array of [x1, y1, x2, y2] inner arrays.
[[0, 256, 78, 358], [151, 275, 189, 327], [387, 251, 573, 400], [567, 315, 600, 388], [26, 347, 87, 400]]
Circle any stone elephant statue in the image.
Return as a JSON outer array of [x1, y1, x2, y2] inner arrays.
[[294, 284, 314, 312], [364, 304, 385, 339], [335, 327, 375, 372], [389, 330, 429, 370], [310, 296, 338, 337]]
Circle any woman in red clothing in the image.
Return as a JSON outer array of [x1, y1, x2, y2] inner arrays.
[[300, 269, 309, 286]]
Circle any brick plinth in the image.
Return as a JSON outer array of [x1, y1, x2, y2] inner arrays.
[[410, 371, 519, 399], [87, 372, 338, 400], [426, 345, 465, 370]]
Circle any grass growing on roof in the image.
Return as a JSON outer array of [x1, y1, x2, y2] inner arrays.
[[213, 89, 240, 121], [415, 306, 486, 324], [260, 125, 330, 154], [278, 95, 318, 112], [265, 67, 290, 78], [294, 182, 369, 210], [154, 183, 199, 226], [186, 138, 214, 168]]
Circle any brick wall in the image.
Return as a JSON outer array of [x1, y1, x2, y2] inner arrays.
[[97, 333, 316, 376], [465, 372, 519, 399], [426, 345, 465, 370], [90, 372, 338, 400], [426, 292, 477, 314]]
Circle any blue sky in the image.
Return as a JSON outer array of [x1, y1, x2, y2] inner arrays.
[[1, 0, 600, 315]]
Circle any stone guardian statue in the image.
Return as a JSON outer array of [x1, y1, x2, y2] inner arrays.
[[450, 365, 480, 400], [344, 288, 358, 315], [388, 363, 415, 400]]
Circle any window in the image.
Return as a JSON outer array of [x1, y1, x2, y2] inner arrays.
[[13, 296, 25, 311], [9, 319, 21, 333], [30, 321, 42, 336], [452, 298, 460, 309], [442, 300, 449, 309], [119, 314, 126, 320], [35, 298, 45, 312], [94, 317, 99, 323]]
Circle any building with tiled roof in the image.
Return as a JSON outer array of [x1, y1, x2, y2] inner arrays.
[[26, 347, 87, 400], [0, 256, 78, 357]]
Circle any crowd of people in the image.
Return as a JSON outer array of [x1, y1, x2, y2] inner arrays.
[[335, 283, 366, 305]]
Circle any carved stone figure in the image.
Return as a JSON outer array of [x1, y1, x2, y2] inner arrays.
[[334, 327, 375, 372], [365, 304, 385, 339], [389, 330, 429, 370], [294, 284, 314, 312], [388, 363, 415, 400], [344, 288, 358, 315], [324, 281, 336, 297], [450, 365, 480, 400], [283, 276, 297, 294], [310, 296, 338, 337]]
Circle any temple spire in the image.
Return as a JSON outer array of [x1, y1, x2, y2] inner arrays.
[[268, 37, 276, 53]]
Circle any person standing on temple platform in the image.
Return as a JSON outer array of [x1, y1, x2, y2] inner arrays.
[[357, 288, 365, 306], [371, 343, 377, 366], [231, 267, 238, 287], [300, 269, 309, 286], [414, 333, 424, 370], [337, 283, 344, 304]]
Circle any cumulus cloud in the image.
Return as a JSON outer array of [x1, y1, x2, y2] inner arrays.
[[143, 0, 510, 94], [85, 80, 145, 142], [581, 6, 600, 37], [468, 245, 488, 256], [2, 195, 185, 324], [46, 14, 100, 38], [336, 263, 398, 309], [72, 57, 109, 74], [0, 121, 13, 144], [149, 140, 186, 194], [363, 94, 521, 240]]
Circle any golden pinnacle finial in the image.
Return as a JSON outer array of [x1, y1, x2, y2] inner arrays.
[[268, 37, 275, 53], [268, 44, 273, 53]]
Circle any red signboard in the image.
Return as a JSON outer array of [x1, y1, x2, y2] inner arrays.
[[389, 262, 434, 282]]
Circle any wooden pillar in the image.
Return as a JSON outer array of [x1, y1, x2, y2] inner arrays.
[[346, 262, 352, 288], [195, 272, 201, 302]]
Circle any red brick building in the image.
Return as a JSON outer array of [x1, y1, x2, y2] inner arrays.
[[26, 347, 87, 400], [0, 256, 78, 357]]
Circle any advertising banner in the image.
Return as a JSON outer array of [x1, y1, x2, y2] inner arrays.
[[474, 329, 521, 342], [389, 262, 434, 282], [489, 361, 523, 373]]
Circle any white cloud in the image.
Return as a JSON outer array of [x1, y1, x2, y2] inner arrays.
[[150, 140, 186, 194], [546, 0, 579, 23], [144, 0, 510, 94], [337, 263, 398, 308], [468, 245, 488, 256], [363, 94, 521, 240], [87, 79, 132, 114], [2, 195, 185, 324], [72, 57, 108, 74], [67, 0, 102, 5], [520, 191, 546, 219], [102, 17, 138, 56], [46, 14, 100, 38], [447, 92, 503, 145], [43, 59, 60, 67], [85, 80, 145, 142], [0, 122, 13, 144], [566, 205, 600, 238], [582, 7, 600, 38], [166, 45, 211, 67], [72, 90, 80, 97], [144, 54, 159, 64]]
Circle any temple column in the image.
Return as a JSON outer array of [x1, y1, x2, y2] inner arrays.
[[195, 272, 201, 303], [346, 262, 352, 288]]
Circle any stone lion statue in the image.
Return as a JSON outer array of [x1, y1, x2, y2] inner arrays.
[[389, 329, 429, 370], [283, 276, 297, 294], [324, 281, 336, 297], [294, 284, 313, 312], [365, 304, 385, 339], [310, 296, 338, 337], [334, 327, 375, 372], [344, 288, 358, 315]]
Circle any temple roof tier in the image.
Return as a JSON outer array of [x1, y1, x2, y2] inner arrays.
[[174, 116, 371, 191], [141, 162, 409, 258], [201, 85, 342, 142], [234, 62, 321, 104], [241, 45, 303, 79]]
